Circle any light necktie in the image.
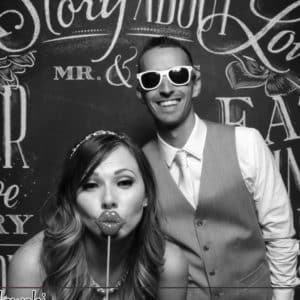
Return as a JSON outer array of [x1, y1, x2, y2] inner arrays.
[[174, 150, 195, 208]]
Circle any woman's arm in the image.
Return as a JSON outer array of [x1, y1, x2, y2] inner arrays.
[[158, 241, 188, 300], [7, 231, 45, 298]]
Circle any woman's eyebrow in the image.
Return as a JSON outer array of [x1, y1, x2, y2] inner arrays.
[[114, 168, 136, 175], [86, 172, 99, 180]]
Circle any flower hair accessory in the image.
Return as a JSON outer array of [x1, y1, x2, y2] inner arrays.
[[70, 130, 123, 158]]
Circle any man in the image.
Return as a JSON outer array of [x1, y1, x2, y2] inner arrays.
[[136, 36, 298, 300]]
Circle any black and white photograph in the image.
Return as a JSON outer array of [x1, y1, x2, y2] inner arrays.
[[0, 0, 300, 299]]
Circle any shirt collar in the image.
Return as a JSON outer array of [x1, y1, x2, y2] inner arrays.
[[157, 115, 207, 167]]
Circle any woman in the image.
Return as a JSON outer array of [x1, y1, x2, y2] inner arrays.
[[7, 130, 188, 300]]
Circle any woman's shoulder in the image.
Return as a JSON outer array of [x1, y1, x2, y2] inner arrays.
[[8, 231, 45, 290], [10, 231, 44, 266], [161, 241, 188, 284]]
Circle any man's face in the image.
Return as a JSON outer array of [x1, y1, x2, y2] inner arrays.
[[137, 47, 201, 128]]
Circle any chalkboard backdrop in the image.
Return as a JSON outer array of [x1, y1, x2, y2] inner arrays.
[[1, 0, 300, 298]]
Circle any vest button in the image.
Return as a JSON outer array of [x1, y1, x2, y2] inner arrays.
[[209, 270, 215, 276], [214, 290, 223, 298], [203, 245, 209, 251], [196, 219, 204, 226]]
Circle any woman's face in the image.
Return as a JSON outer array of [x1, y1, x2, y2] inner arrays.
[[76, 145, 147, 239]]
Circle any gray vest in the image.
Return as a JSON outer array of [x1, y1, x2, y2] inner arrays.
[[143, 121, 272, 300]]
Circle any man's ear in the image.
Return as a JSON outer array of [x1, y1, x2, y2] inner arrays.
[[143, 197, 148, 207], [192, 69, 201, 98], [136, 85, 144, 103]]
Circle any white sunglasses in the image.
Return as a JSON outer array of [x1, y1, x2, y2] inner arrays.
[[137, 65, 194, 91]]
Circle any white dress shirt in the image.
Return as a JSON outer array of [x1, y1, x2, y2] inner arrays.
[[157, 115, 298, 300]]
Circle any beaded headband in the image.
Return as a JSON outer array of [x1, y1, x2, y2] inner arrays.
[[70, 130, 123, 159]]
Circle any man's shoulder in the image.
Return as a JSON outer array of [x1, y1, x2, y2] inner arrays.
[[204, 119, 234, 131], [203, 119, 260, 137], [235, 126, 267, 151], [142, 137, 158, 152]]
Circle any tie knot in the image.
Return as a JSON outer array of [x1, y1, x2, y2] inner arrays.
[[175, 150, 188, 168]]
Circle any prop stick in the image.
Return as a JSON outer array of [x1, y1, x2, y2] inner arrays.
[[105, 235, 111, 300], [96, 211, 125, 300]]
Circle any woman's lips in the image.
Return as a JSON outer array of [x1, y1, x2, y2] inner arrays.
[[95, 211, 125, 236]]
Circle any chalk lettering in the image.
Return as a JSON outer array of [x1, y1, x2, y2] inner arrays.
[[53, 66, 94, 80], [91, 0, 127, 62], [286, 147, 300, 191], [156, 0, 176, 25], [44, 0, 128, 61], [268, 30, 295, 54], [133, 0, 153, 22], [1, 86, 29, 169], [0, 215, 9, 235], [197, 0, 219, 33], [0, 254, 13, 297], [134, 0, 201, 30], [106, 47, 138, 87], [265, 96, 300, 145], [177, 0, 197, 29], [0, 181, 20, 209], [197, 0, 300, 73], [219, 0, 231, 35], [0, 255, 7, 296], [273, 147, 300, 195], [286, 42, 300, 61], [0, 25, 10, 39], [0, 215, 34, 235], [44, 0, 60, 35], [215, 96, 254, 126], [268, 30, 300, 62], [0, 0, 40, 52]]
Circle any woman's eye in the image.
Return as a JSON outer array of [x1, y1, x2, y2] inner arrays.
[[81, 182, 98, 190], [117, 178, 134, 188]]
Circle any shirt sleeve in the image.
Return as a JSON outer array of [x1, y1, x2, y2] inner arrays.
[[235, 127, 299, 296]]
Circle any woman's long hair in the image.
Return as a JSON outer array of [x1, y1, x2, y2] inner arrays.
[[41, 132, 165, 300]]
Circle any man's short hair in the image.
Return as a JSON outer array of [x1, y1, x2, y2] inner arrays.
[[137, 36, 193, 72]]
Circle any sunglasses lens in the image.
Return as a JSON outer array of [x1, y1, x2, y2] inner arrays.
[[169, 67, 190, 85], [141, 72, 161, 89]]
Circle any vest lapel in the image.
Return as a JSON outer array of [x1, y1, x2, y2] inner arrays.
[[145, 140, 195, 214]]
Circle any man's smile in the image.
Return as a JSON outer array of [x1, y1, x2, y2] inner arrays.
[[156, 98, 181, 107]]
